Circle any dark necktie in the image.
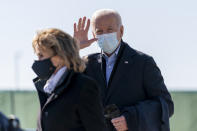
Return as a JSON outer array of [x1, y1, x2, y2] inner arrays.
[[102, 56, 106, 82]]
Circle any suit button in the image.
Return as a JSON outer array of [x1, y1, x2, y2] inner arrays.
[[45, 112, 48, 117]]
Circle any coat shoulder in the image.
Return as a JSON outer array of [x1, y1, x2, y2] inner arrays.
[[135, 50, 153, 60], [73, 73, 100, 99], [124, 42, 153, 62], [74, 73, 99, 89], [82, 53, 100, 63]]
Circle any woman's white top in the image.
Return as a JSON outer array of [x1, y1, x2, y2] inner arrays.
[[44, 66, 67, 94]]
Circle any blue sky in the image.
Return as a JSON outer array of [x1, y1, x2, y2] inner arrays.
[[0, 0, 196, 90]]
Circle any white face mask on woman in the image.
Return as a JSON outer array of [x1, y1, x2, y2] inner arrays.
[[96, 32, 119, 54]]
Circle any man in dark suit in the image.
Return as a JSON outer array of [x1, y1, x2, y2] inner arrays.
[[0, 112, 9, 131], [74, 9, 174, 131]]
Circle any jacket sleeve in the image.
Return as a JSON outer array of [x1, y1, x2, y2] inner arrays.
[[122, 57, 174, 131], [78, 78, 107, 131]]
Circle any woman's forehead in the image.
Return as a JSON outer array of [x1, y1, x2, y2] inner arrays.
[[35, 45, 53, 55]]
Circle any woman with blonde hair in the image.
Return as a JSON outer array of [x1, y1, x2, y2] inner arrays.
[[32, 28, 106, 131]]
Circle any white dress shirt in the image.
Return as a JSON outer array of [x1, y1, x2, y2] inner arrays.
[[44, 66, 67, 94], [103, 45, 120, 84]]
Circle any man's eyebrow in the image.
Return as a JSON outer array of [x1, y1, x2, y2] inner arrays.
[[96, 29, 102, 31], [108, 26, 113, 28]]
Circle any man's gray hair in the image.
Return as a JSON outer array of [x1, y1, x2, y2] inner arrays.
[[91, 9, 122, 27]]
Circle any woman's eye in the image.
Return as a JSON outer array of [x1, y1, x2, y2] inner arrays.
[[108, 28, 113, 31], [96, 30, 103, 34]]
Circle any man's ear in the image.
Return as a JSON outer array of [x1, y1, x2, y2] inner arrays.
[[120, 25, 124, 38]]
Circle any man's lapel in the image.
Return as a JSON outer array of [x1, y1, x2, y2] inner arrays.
[[104, 41, 137, 104], [107, 41, 126, 88], [93, 53, 106, 86]]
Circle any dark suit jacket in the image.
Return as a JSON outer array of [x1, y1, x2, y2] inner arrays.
[[0, 112, 9, 131], [85, 40, 174, 131], [33, 70, 107, 131]]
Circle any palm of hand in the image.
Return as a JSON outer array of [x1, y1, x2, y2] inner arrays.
[[73, 17, 97, 49], [73, 27, 89, 44]]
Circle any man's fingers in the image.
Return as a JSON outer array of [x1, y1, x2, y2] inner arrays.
[[115, 126, 121, 130], [81, 17, 86, 29], [77, 18, 82, 30], [85, 19, 90, 32], [112, 116, 125, 123], [74, 23, 77, 33], [114, 123, 125, 131], [112, 121, 121, 127], [111, 117, 121, 123], [111, 116, 128, 131], [114, 124, 123, 131]]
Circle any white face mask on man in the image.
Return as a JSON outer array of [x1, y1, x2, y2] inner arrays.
[[96, 32, 119, 54]]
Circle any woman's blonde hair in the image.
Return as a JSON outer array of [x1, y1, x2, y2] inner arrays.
[[32, 28, 86, 73]]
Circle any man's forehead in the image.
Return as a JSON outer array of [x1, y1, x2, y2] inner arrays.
[[94, 15, 118, 27], [94, 14, 116, 22], [95, 24, 115, 29]]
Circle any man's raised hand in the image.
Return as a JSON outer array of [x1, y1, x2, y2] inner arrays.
[[74, 17, 97, 49]]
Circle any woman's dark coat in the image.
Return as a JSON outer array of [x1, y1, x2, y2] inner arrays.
[[33, 69, 106, 131]]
